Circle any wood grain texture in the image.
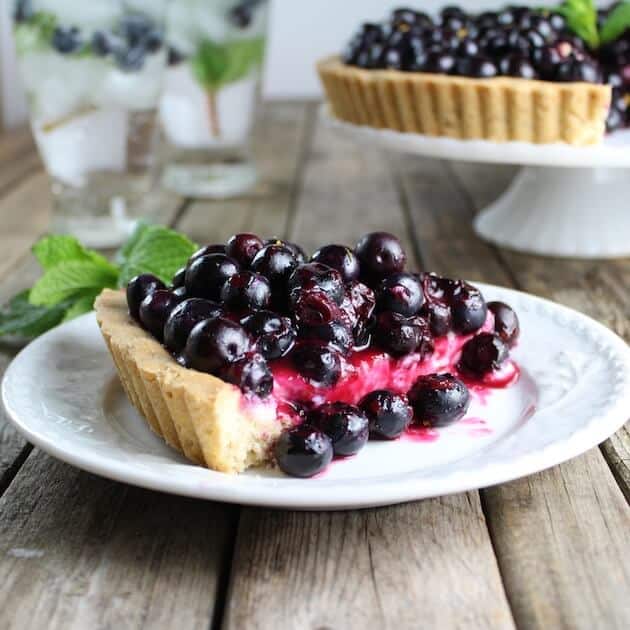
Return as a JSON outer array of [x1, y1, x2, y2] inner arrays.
[[423, 159, 630, 629], [448, 161, 630, 502], [0, 453, 235, 630], [224, 110, 515, 630], [0, 127, 39, 195]]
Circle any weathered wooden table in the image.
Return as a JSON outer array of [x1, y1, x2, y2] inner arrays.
[[0, 102, 628, 630]]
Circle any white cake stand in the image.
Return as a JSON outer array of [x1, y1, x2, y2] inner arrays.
[[322, 106, 630, 259]]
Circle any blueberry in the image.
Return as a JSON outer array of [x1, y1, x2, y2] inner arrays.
[[310, 402, 369, 456], [450, 282, 487, 334], [487, 301, 520, 347], [220, 271, 271, 312], [422, 301, 452, 336], [291, 342, 342, 386], [163, 298, 222, 354], [120, 13, 152, 47], [458, 332, 509, 376], [185, 253, 240, 301], [221, 352, 273, 398], [359, 390, 413, 439], [422, 51, 456, 74], [139, 290, 183, 341], [127, 273, 165, 321], [499, 54, 537, 79], [311, 244, 361, 283], [377, 272, 424, 316], [288, 263, 345, 306], [115, 45, 147, 72], [13, 0, 33, 23], [226, 233, 264, 267], [171, 266, 186, 289], [275, 425, 333, 478], [355, 232, 406, 284], [300, 320, 354, 355], [251, 244, 299, 306], [144, 30, 163, 53], [373, 311, 433, 357], [293, 289, 341, 327], [556, 59, 602, 83], [469, 57, 498, 78], [52, 27, 83, 54], [228, 4, 253, 29], [241, 310, 296, 359], [346, 280, 376, 322], [183, 317, 253, 375], [189, 244, 227, 262], [408, 373, 470, 427], [264, 238, 307, 263]]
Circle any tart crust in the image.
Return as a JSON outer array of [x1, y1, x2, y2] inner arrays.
[[317, 55, 611, 146], [95, 289, 286, 474]]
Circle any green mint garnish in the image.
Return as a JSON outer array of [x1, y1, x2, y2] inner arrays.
[[0, 225, 197, 340], [600, 1, 630, 44], [191, 37, 266, 92], [13, 11, 57, 55], [556, 0, 600, 48], [117, 225, 198, 287]]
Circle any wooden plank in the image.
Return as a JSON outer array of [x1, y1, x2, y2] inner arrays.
[[177, 101, 313, 243], [0, 127, 40, 194], [0, 173, 51, 280], [410, 159, 630, 629], [224, 113, 515, 630], [0, 453, 235, 630], [449, 161, 630, 502]]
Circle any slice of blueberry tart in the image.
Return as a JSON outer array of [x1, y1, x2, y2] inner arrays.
[[96, 232, 520, 476], [317, 3, 630, 145]]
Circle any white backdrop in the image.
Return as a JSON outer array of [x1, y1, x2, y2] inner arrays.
[[0, 0, 604, 126]]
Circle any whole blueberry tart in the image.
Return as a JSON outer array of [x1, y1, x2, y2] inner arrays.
[[96, 233, 520, 477], [318, 3, 630, 145]]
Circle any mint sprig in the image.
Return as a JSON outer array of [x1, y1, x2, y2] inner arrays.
[[556, 0, 600, 48], [0, 224, 197, 341], [600, 1, 630, 44], [191, 37, 265, 92]]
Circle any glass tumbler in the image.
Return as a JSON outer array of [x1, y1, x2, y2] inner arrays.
[[160, 0, 269, 198], [12, 0, 170, 248]]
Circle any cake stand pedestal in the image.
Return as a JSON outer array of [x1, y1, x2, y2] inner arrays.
[[322, 106, 630, 259]]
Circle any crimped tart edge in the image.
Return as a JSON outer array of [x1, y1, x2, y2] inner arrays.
[[317, 55, 611, 146], [95, 289, 285, 474]]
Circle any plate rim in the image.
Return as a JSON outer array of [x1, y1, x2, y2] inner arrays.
[[3, 283, 630, 510]]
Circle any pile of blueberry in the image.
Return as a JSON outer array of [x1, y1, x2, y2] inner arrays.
[[13, 1, 163, 72], [343, 4, 630, 131], [127, 232, 520, 477]]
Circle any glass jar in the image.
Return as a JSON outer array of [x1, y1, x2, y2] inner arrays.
[[13, 0, 170, 248], [160, 0, 269, 198]]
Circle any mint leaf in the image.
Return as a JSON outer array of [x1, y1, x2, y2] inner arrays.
[[118, 225, 197, 287], [62, 289, 101, 322], [29, 260, 118, 307], [0, 291, 70, 338], [33, 234, 116, 274], [115, 220, 152, 264], [600, 1, 630, 44], [191, 37, 265, 91], [13, 11, 57, 55], [557, 0, 599, 48]]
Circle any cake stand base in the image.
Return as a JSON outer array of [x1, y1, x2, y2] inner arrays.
[[474, 166, 630, 259]]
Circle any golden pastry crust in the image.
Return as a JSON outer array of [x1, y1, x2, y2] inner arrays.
[[317, 55, 611, 146], [95, 289, 286, 474]]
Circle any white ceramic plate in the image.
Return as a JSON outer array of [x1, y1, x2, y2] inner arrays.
[[3, 284, 630, 510], [321, 105, 630, 168]]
